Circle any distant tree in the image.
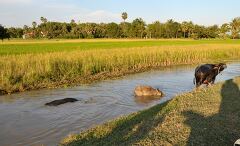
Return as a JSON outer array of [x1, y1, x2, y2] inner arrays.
[[7, 27, 23, 38], [39, 17, 48, 38], [181, 21, 188, 38], [119, 22, 131, 38], [173, 22, 181, 38], [32, 21, 37, 29], [130, 18, 146, 38], [121, 12, 128, 22], [206, 25, 219, 38], [40, 17, 48, 24], [40, 17, 44, 23], [71, 19, 76, 24], [187, 21, 194, 38], [4, 16, 240, 39], [31, 21, 37, 38], [192, 24, 207, 39], [23, 25, 29, 34], [106, 22, 120, 38], [220, 23, 230, 39], [147, 21, 163, 38], [70, 25, 82, 38], [165, 19, 180, 38], [44, 22, 70, 39], [230, 17, 240, 39], [70, 19, 77, 28], [165, 19, 173, 38], [0, 25, 5, 41], [95, 23, 107, 38], [5, 30, 10, 40], [121, 12, 128, 38], [79, 23, 97, 38], [0, 25, 8, 41]]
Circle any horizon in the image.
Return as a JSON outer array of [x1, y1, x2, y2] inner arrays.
[[0, 0, 239, 27]]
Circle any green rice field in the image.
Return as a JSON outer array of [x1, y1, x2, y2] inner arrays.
[[1, 39, 240, 55]]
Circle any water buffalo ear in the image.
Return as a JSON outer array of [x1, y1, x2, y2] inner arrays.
[[213, 66, 219, 70], [222, 64, 227, 69]]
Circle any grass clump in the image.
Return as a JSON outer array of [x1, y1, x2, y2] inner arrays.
[[61, 77, 240, 146]]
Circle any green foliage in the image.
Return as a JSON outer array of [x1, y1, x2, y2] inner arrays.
[[147, 21, 163, 38], [40, 16, 48, 24], [206, 25, 219, 38], [32, 21, 37, 29], [230, 17, 240, 39], [121, 12, 128, 22], [119, 22, 131, 38], [106, 23, 120, 38], [130, 18, 146, 38], [165, 19, 181, 38], [220, 23, 230, 39], [6, 27, 23, 38], [181, 21, 189, 38], [0, 25, 9, 41], [3, 16, 240, 39]]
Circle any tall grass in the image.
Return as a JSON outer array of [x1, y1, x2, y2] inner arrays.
[[1, 44, 240, 94]]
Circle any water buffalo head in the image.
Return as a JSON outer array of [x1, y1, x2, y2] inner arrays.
[[213, 63, 227, 74]]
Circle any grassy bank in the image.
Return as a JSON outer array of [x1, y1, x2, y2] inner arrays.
[[61, 77, 240, 146], [1, 39, 240, 94]]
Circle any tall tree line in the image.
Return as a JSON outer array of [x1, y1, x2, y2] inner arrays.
[[1, 14, 240, 40]]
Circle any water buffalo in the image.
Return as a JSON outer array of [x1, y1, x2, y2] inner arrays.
[[45, 98, 78, 106], [134, 85, 163, 97], [194, 63, 227, 87]]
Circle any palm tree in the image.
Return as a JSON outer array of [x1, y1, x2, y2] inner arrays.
[[32, 21, 37, 29], [23, 25, 29, 33], [220, 23, 230, 39], [121, 12, 128, 38], [181, 21, 188, 38], [187, 21, 194, 38], [40, 17, 44, 23], [40, 17, 47, 24], [31, 21, 37, 38], [71, 19, 76, 24], [165, 19, 175, 38], [121, 12, 128, 22], [230, 17, 240, 39]]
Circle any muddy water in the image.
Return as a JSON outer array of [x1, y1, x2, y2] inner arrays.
[[0, 62, 239, 146]]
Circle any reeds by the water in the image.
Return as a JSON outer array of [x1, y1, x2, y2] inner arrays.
[[1, 44, 240, 94]]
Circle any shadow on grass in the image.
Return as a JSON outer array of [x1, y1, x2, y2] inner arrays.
[[65, 101, 171, 146], [183, 79, 240, 145]]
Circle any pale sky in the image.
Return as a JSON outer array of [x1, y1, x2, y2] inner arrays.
[[0, 0, 239, 27]]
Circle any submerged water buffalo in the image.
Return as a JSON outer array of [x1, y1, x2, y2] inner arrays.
[[45, 98, 78, 106], [194, 63, 227, 87], [134, 85, 163, 97]]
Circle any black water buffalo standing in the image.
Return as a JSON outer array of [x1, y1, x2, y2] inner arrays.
[[194, 63, 227, 87]]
